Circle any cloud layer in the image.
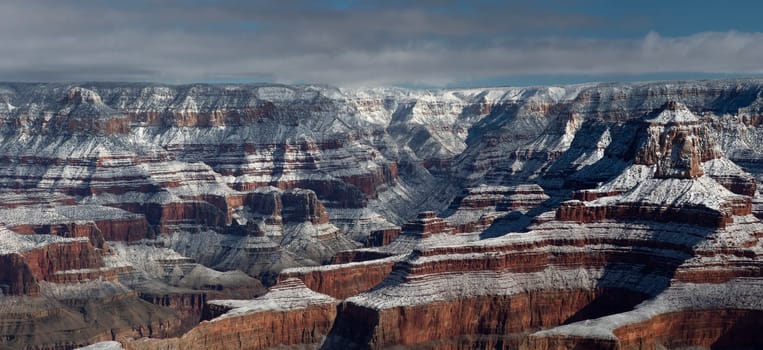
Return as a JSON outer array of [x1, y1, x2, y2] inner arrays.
[[1, 0, 761, 86]]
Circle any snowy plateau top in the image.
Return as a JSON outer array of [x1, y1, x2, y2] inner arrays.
[[207, 278, 336, 319]]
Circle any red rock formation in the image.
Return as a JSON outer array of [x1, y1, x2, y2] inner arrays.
[[242, 188, 336, 228], [281, 189, 330, 224], [138, 291, 207, 330], [245, 190, 284, 224], [365, 227, 402, 247], [330, 250, 394, 264], [634, 102, 719, 178], [401, 211, 453, 238], [179, 193, 246, 225], [0, 238, 103, 296], [141, 201, 226, 232], [450, 184, 549, 211], [340, 162, 398, 196], [24, 241, 102, 280], [9, 221, 107, 249], [328, 289, 648, 349], [526, 308, 763, 350], [0, 253, 39, 295], [612, 309, 763, 350], [555, 199, 749, 228], [124, 279, 337, 350], [126, 305, 335, 350], [279, 256, 398, 299], [94, 217, 152, 242], [321, 148, 763, 349], [712, 175, 758, 197]]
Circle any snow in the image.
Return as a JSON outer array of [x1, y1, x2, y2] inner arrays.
[[532, 278, 763, 340], [592, 175, 742, 211], [75, 341, 124, 350], [348, 264, 670, 310], [107, 241, 191, 278], [595, 165, 655, 193], [281, 254, 403, 274], [0, 226, 87, 254], [0, 205, 141, 226], [255, 86, 296, 101], [646, 103, 700, 124], [209, 278, 335, 319], [702, 157, 751, 177], [39, 280, 133, 300]]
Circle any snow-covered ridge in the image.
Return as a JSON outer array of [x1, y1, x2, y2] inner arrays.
[[646, 101, 699, 124], [0, 205, 142, 226], [208, 278, 335, 318], [593, 175, 743, 211], [0, 226, 87, 254], [0, 78, 760, 125]]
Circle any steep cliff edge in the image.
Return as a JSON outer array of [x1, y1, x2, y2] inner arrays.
[[124, 278, 337, 350]]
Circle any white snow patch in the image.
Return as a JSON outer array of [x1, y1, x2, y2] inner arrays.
[[209, 278, 335, 319], [75, 341, 124, 350]]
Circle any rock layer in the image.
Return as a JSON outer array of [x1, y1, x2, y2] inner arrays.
[[124, 278, 337, 350]]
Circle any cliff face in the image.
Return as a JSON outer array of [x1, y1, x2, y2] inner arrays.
[[278, 255, 400, 299], [0, 80, 761, 349], [124, 279, 337, 350]]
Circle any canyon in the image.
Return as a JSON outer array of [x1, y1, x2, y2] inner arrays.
[[0, 79, 760, 349]]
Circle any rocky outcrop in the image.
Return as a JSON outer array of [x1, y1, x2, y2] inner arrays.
[[245, 188, 331, 225], [95, 217, 152, 242], [149, 201, 228, 229], [526, 280, 763, 350], [137, 290, 207, 331], [0, 281, 186, 350], [54, 87, 132, 135], [444, 184, 550, 234], [364, 227, 401, 247], [610, 309, 763, 350], [124, 278, 337, 350], [401, 211, 453, 238], [555, 190, 751, 228], [558, 104, 753, 228], [634, 101, 719, 179], [328, 289, 648, 349], [281, 189, 331, 224], [0, 234, 103, 296], [279, 255, 400, 299], [449, 184, 549, 211], [9, 221, 107, 249], [0, 252, 39, 295], [0, 205, 152, 247]]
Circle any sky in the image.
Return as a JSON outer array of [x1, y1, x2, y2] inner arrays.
[[1, 0, 763, 87]]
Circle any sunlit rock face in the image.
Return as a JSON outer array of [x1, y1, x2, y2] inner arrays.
[[0, 79, 761, 349]]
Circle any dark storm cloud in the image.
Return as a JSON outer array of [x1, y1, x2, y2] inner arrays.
[[1, 0, 762, 86]]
